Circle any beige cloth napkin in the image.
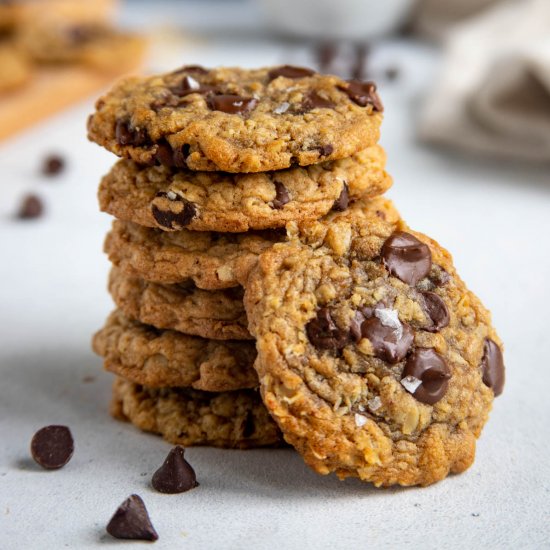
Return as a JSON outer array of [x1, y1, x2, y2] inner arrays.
[[416, 0, 550, 162]]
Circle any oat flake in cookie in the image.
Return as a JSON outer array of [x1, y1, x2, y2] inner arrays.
[[245, 216, 504, 487], [87, 65, 383, 172]]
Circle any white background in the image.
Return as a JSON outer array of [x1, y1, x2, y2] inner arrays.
[[0, 2, 549, 548]]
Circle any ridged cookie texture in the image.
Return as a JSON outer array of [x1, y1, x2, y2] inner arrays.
[[98, 146, 391, 232], [111, 377, 283, 449], [245, 210, 504, 486], [104, 197, 401, 290], [88, 65, 383, 172], [92, 310, 258, 391]]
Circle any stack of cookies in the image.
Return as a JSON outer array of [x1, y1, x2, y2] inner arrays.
[[89, 65, 505, 486]]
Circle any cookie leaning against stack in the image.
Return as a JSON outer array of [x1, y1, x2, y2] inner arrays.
[[89, 64, 390, 450]]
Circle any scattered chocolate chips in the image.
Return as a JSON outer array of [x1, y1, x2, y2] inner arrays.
[[30, 425, 74, 470], [338, 80, 383, 111], [268, 65, 315, 81], [306, 308, 348, 351], [271, 181, 290, 209], [381, 232, 432, 286], [421, 291, 450, 332], [151, 191, 197, 230], [361, 317, 413, 364], [401, 348, 451, 405], [152, 446, 198, 494], [42, 154, 65, 176], [481, 338, 505, 396], [106, 494, 158, 541], [301, 90, 335, 112], [207, 95, 258, 115], [332, 183, 349, 212], [17, 194, 44, 219], [115, 120, 150, 147]]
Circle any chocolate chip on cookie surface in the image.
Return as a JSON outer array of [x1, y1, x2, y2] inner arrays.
[[87, 65, 383, 172], [244, 213, 504, 486]]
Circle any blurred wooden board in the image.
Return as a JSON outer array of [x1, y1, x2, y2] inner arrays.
[[0, 65, 135, 142]]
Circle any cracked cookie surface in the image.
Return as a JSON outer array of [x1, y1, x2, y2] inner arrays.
[[104, 197, 401, 290], [87, 65, 383, 172], [93, 310, 258, 391], [245, 216, 504, 486], [111, 377, 282, 449], [98, 145, 391, 232]]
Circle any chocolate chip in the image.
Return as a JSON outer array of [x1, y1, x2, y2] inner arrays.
[[106, 495, 158, 541], [349, 310, 366, 342], [115, 120, 150, 146], [421, 292, 450, 332], [17, 194, 44, 219], [351, 43, 369, 81], [241, 411, 255, 438], [317, 144, 334, 157], [315, 42, 337, 73], [361, 317, 413, 364], [207, 95, 258, 115], [270, 181, 290, 209], [381, 232, 432, 286], [376, 210, 386, 220], [268, 65, 315, 81], [385, 67, 400, 81], [401, 348, 451, 405], [338, 80, 383, 111], [172, 76, 216, 98], [430, 268, 450, 287], [332, 183, 349, 212], [154, 140, 176, 167], [306, 308, 348, 351], [301, 91, 335, 112], [30, 425, 74, 470], [151, 191, 197, 230], [173, 144, 190, 168], [152, 446, 198, 494], [42, 154, 65, 176], [481, 338, 505, 396]]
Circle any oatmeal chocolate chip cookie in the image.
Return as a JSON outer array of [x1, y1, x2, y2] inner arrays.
[[98, 145, 391, 232], [87, 65, 383, 173], [109, 267, 251, 340], [245, 219, 504, 487], [104, 197, 401, 290], [93, 310, 258, 391], [111, 377, 283, 449]]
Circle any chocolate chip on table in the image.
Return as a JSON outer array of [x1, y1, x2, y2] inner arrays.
[[271, 181, 290, 209], [332, 183, 349, 212], [30, 425, 74, 470], [361, 316, 414, 364], [301, 90, 335, 112], [306, 307, 348, 351], [115, 120, 150, 146], [338, 80, 383, 111], [421, 291, 450, 332], [401, 348, 451, 405], [385, 67, 400, 81], [152, 446, 198, 494], [106, 494, 158, 541], [207, 95, 258, 115], [381, 232, 432, 286], [481, 338, 505, 396], [268, 65, 315, 81], [151, 191, 197, 230], [42, 154, 65, 176], [17, 194, 44, 219]]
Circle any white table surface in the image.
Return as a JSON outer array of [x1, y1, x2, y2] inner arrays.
[[1, 4, 550, 549]]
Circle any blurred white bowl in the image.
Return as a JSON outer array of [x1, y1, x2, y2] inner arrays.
[[255, 0, 414, 40]]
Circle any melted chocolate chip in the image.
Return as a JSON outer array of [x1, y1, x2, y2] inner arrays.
[[151, 191, 197, 230], [115, 120, 150, 146], [207, 95, 258, 115], [301, 90, 335, 112], [381, 232, 432, 286], [106, 495, 158, 541], [152, 446, 198, 494], [154, 142, 190, 168], [349, 310, 366, 342], [431, 268, 451, 287], [317, 144, 334, 157], [338, 80, 383, 111], [268, 65, 315, 81], [42, 154, 65, 176], [17, 194, 44, 219], [361, 317, 413, 364], [402, 348, 451, 405], [173, 144, 191, 168], [241, 411, 255, 438], [422, 292, 450, 332], [271, 181, 290, 209], [332, 183, 349, 212], [481, 338, 505, 396], [172, 76, 216, 98], [30, 425, 74, 470], [306, 308, 348, 351]]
